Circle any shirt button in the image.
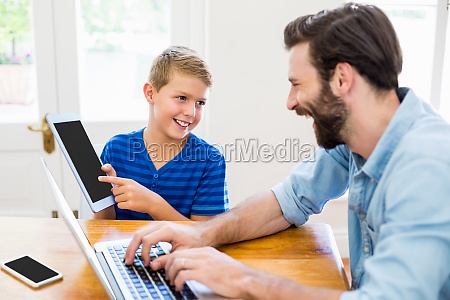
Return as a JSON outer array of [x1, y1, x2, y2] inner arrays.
[[153, 174, 158, 179], [370, 178, 375, 183], [364, 246, 370, 253], [152, 184, 156, 188]]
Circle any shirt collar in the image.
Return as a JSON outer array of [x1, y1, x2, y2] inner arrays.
[[361, 87, 420, 181]]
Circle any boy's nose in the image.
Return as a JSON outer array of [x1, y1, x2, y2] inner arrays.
[[183, 103, 196, 117]]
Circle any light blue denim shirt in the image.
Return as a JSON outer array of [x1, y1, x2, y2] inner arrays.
[[272, 88, 450, 299]]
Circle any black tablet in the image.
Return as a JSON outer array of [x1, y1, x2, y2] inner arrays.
[[46, 113, 115, 213]]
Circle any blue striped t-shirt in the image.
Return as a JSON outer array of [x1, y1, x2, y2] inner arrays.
[[100, 128, 229, 220]]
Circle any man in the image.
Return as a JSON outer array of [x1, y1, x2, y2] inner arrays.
[[124, 3, 450, 299]]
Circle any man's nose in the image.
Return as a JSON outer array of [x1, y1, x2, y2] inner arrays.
[[286, 94, 298, 111]]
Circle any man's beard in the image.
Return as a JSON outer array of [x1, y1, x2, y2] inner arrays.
[[301, 82, 349, 149]]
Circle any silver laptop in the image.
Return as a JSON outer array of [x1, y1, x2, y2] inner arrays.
[[41, 157, 225, 300]]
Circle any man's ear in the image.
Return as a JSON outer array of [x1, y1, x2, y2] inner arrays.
[[330, 62, 353, 97], [143, 82, 155, 103]]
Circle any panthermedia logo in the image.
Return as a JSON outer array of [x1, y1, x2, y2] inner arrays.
[[128, 137, 315, 163]]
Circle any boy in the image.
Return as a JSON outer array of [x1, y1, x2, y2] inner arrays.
[[95, 46, 229, 221]]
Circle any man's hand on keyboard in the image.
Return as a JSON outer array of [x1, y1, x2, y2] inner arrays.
[[162, 246, 253, 299], [124, 221, 205, 266]]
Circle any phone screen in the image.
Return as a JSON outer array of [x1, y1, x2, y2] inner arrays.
[[4, 256, 59, 284], [53, 120, 112, 203]]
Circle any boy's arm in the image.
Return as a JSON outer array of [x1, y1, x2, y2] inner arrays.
[[98, 175, 192, 221], [190, 215, 214, 221], [93, 206, 116, 219], [98, 151, 228, 221], [143, 190, 191, 221]]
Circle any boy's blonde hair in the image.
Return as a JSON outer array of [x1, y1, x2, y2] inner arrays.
[[148, 45, 212, 92]]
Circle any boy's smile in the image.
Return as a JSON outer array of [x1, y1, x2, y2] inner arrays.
[[174, 118, 191, 129]]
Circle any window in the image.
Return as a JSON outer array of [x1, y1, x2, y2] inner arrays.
[[440, 12, 450, 122], [0, 0, 38, 123], [354, 0, 450, 120], [78, 0, 171, 121], [356, 1, 438, 100]]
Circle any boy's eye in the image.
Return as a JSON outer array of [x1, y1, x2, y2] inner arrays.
[[196, 101, 206, 106], [177, 96, 187, 101]]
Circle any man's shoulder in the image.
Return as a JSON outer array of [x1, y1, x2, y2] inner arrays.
[[400, 115, 450, 162]]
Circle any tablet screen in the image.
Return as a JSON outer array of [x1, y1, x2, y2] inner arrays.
[[53, 120, 112, 203]]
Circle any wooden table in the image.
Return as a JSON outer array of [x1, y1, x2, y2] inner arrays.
[[0, 217, 349, 299]]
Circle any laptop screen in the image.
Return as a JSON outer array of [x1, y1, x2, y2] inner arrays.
[[40, 157, 116, 299]]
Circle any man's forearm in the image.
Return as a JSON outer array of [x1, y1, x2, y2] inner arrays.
[[197, 190, 291, 247]]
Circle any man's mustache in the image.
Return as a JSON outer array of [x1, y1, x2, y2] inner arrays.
[[295, 106, 310, 117]]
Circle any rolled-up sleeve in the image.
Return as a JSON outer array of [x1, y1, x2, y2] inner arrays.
[[272, 145, 350, 226]]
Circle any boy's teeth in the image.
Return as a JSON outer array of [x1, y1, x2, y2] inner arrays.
[[176, 119, 189, 126]]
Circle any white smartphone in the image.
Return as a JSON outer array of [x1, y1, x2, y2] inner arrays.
[[1, 255, 63, 288]]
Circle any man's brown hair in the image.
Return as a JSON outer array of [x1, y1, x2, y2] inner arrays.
[[284, 2, 402, 91]]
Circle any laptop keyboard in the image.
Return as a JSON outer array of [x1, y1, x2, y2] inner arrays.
[[107, 244, 197, 300]]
